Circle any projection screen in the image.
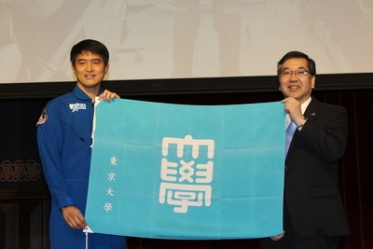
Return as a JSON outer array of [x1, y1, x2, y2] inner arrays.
[[1, 0, 373, 84]]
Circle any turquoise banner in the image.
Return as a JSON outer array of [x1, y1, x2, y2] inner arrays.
[[85, 99, 285, 239]]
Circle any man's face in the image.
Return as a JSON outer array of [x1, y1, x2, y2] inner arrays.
[[72, 51, 108, 90], [278, 58, 315, 104]]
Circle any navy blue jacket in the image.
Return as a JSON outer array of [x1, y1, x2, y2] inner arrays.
[[37, 86, 126, 249]]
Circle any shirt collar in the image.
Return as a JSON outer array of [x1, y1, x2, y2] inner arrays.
[[301, 96, 312, 115]]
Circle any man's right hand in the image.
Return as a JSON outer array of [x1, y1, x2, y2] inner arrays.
[[61, 206, 87, 230], [271, 231, 285, 241]]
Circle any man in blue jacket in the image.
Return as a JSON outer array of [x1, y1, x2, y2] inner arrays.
[[36, 39, 126, 249]]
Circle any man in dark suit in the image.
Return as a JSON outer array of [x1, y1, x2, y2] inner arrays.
[[260, 51, 349, 249]]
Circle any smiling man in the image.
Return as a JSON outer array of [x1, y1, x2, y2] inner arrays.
[[260, 51, 350, 249], [37, 39, 126, 249]]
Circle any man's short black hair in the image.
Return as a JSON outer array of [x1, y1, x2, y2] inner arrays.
[[70, 39, 109, 66], [277, 51, 316, 76]]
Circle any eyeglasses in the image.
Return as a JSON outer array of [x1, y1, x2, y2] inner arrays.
[[280, 69, 310, 78]]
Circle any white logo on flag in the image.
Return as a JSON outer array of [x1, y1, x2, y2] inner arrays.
[[107, 172, 116, 181], [103, 157, 118, 212], [159, 135, 214, 213], [103, 203, 113, 212], [106, 187, 114, 196], [110, 156, 118, 165]]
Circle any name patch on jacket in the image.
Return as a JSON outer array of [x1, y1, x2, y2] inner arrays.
[[70, 103, 86, 112]]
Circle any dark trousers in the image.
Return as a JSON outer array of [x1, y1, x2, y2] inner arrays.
[[260, 203, 341, 249]]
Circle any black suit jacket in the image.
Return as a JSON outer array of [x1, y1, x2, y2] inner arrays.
[[285, 97, 349, 237]]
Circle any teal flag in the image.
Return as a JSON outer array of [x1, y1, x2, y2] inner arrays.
[[85, 99, 285, 239]]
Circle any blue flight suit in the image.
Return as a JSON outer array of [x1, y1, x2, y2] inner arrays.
[[37, 86, 126, 249]]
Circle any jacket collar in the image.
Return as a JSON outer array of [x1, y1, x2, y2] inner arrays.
[[304, 96, 322, 119], [72, 85, 104, 101]]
